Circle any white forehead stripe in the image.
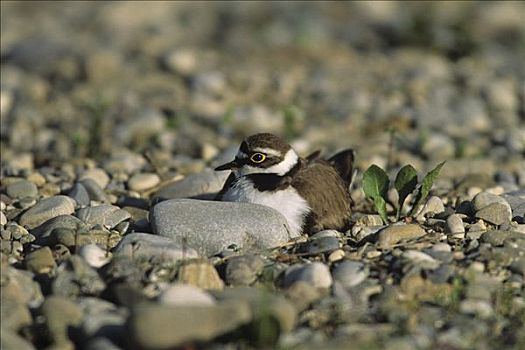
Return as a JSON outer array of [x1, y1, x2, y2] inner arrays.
[[239, 149, 298, 176], [252, 147, 283, 157]]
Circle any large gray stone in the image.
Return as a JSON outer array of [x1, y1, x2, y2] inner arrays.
[[113, 232, 199, 261], [150, 199, 294, 256], [153, 169, 229, 201], [19, 196, 76, 229]]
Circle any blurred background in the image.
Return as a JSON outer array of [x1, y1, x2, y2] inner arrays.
[[1, 1, 524, 178]]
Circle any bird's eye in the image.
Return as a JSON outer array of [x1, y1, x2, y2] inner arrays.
[[250, 153, 266, 163]]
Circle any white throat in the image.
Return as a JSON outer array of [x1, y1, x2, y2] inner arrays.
[[237, 149, 299, 177], [221, 176, 309, 238]]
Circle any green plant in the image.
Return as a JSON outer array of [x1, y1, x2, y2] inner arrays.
[[362, 161, 445, 224], [282, 105, 302, 139]]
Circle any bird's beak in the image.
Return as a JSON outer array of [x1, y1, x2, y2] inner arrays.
[[214, 159, 239, 171]]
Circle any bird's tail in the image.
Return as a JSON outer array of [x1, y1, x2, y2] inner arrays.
[[328, 149, 355, 188]]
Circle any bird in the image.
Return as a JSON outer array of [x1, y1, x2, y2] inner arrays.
[[214, 133, 354, 237]]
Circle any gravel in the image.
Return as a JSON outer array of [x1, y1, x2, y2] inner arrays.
[[1, 2, 524, 349]]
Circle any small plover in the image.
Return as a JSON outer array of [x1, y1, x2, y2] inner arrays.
[[215, 133, 354, 236]]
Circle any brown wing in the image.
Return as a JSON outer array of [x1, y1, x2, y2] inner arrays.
[[292, 160, 351, 234], [215, 172, 236, 200]]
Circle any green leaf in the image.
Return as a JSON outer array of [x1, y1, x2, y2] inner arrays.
[[394, 165, 418, 219], [363, 165, 390, 223], [373, 196, 389, 225], [409, 161, 446, 216]]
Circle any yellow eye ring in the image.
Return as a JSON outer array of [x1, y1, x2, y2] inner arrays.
[[250, 153, 266, 163]]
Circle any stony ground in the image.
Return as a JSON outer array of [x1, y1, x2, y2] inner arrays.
[[1, 2, 524, 350]]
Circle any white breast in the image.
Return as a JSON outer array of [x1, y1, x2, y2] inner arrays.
[[222, 177, 310, 237]]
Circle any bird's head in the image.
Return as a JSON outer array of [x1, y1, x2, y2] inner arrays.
[[215, 133, 299, 176]]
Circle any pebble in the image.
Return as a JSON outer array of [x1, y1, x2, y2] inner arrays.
[[78, 244, 111, 268], [0, 211, 6, 226], [76, 204, 131, 229], [162, 48, 197, 75], [472, 191, 509, 210], [31, 214, 84, 241], [158, 284, 216, 306], [377, 224, 427, 248], [426, 264, 455, 284], [426, 244, 454, 263], [459, 299, 493, 319], [1, 297, 32, 332], [332, 261, 369, 288], [285, 281, 326, 311], [446, 214, 465, 237], [225, 254, 266, 286], [6, 179, 38, 199], [52, 255, 106, 298], [328, 249, 346, 262], [402, 250, 441, 270], [103, 151, 147, 175], [19, 195, 76, 229], [27, 172, 46, 187], [40, 183, 61, 197], [177, 260, 225, 290], [77, 297, 128, 342], [128, 301, 251, 349], [417, 196, 445, 218], [475, 202, 512, 225], [480, 230, 525, 246], [127, 173, 160, 192], [25, 247, 56, 274], [80, 178, 109, 203], [305, 233, 341, 255], [0, 329, 35, 350], [67, 183, 91, 208], [113, 232, 199, 261], [283, 262, 333, 289], [41, 296, 83, 348], [501, 189, 525, 219], [355, 214, 384, 227], [79, 168, 110, 189], [151, 199, 294, 256], [83, 337, 122, 350], [153, 169, 229, 201], [2, 264, 44, 307], [349, 225, 386, 243], [211, 287, 297, 334]]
